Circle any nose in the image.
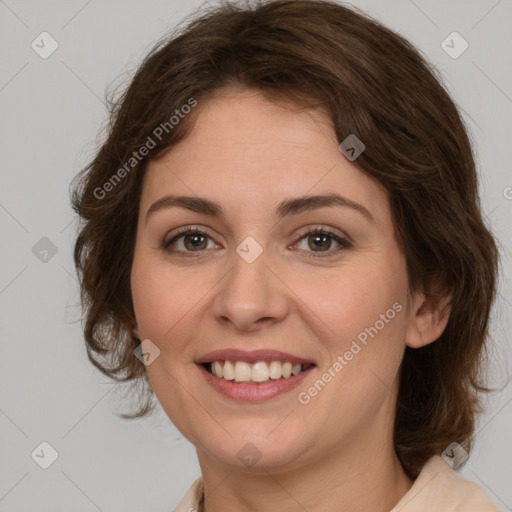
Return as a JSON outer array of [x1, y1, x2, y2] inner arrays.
[[211, 243, 290, 332]]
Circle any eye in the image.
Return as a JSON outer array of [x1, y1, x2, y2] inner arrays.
[[292, 227, 352, 259], [163, 226, 218, 256], [162, 225, 352, 259]]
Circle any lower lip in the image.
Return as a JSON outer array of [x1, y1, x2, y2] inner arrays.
[[197, 363, 314, 402]]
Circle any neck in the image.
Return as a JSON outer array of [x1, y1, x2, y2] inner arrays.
[[197, 433, 414, 512]]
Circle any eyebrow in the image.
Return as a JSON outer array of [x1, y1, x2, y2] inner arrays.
[[145, 193, 374, 224]]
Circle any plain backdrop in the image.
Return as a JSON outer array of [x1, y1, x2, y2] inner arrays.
[[1, 0, 511, 510]]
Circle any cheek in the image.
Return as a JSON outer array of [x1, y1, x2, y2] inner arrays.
[[301, 260, 409, 394], [130, 256, 198, 345], [304, 262, 405, 340], [130, 258, 204, 426], [303, 261, 408, 424]]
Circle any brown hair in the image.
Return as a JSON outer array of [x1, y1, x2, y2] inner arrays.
[[71, 0, 499, 478]]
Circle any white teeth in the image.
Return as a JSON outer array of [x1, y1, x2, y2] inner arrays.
[[269, 361, 282, 379], [292, 363, 302, 376], [208, 360, 309, 383], [223, 360, 235, 380], [213, 361, 223, 378], [282, 362, 292, 378], [234, 361, 252, 382], [251, 361, 269, 382]]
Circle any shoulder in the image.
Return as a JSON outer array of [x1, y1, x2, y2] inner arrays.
[[390, 455, 500, 512], [172, 476, 203, 512]]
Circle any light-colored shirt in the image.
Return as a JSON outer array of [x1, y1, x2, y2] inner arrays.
[[172, 455, 500, 511]]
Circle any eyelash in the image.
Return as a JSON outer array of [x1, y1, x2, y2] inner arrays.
[[162, 225, 352, 260]]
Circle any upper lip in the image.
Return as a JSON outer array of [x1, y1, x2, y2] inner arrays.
[[195, 349, 315, 366]]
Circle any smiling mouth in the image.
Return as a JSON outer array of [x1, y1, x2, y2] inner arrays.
[[202, 360, 314, 384]]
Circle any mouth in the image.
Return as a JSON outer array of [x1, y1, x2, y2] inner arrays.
[[201, 360, 315, 384], [195, 349, 316, 400]]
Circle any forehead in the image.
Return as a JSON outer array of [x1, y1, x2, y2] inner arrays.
[[140, 88, 389, 224]]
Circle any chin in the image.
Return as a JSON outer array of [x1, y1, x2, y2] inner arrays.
[[198, 429, 310, 472]]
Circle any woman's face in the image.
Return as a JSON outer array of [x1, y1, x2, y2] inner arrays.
[[130, 87, 418, 472]]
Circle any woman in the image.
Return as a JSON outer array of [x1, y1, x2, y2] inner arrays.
[[71, 1, 501, 510]]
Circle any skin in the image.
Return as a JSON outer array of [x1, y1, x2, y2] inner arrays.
[[130, 86, 451, 512]]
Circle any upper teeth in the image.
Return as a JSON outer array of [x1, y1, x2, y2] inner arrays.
[[210, 360, 305, 382]]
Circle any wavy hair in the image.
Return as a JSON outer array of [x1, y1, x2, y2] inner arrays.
[[71, 0, 499, 478]]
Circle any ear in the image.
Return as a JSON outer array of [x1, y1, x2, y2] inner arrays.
[[129, 317, 141, 340], [405, 281, 452, 349]]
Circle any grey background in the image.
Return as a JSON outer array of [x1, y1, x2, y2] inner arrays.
[[0, 0, 511, 510]]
